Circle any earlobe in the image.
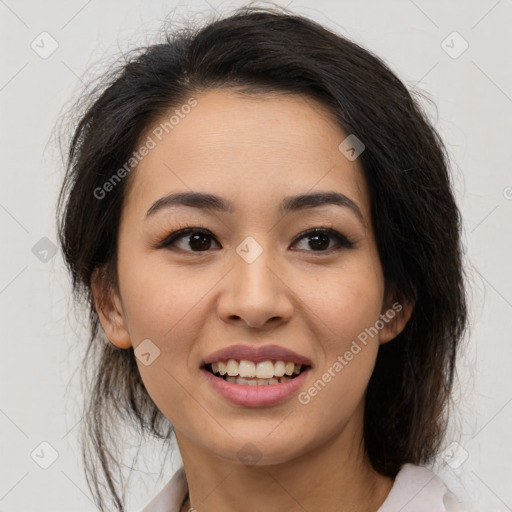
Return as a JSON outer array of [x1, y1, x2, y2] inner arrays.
[[91, 266, 132, 349], [379, 294, 414, 345]]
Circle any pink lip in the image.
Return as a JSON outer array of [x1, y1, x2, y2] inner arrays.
[[200, 367, 311, 407], [202, 344, 313, 366]]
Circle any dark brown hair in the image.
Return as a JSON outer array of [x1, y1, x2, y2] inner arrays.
[[56, 4, 467, 511]]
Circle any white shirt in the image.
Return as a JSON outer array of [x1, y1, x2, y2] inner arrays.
[[141, 462, 467, 512]]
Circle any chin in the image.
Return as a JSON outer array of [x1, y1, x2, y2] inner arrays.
[[204, 432, 311, 467]]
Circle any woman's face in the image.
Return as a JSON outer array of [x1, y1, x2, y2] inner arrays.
[[94, 89, 408, 465]]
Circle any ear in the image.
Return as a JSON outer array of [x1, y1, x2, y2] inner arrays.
[[91, 266, 132, 349], [378, 287, 414, 345]]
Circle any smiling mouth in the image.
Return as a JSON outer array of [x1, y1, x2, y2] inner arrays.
[[203, 359, 310, 386]]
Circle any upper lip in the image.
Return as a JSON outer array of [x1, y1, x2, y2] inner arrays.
[[202, 344, 313, 367]]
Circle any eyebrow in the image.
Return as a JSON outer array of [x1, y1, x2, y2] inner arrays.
[[145, 191, 364, 223]]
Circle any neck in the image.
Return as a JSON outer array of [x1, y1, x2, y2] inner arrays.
[[175, 401, 394, 512]]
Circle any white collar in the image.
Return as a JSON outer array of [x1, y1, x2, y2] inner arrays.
[[376, 463, 461, 511]]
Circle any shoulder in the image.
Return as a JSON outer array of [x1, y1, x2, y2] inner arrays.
[[141, 465, 188, 512], [377, 463, 469, 512]]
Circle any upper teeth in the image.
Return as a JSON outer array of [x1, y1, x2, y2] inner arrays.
[[211, 359, 302, 378]]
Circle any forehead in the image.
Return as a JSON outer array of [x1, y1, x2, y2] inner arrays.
[[123, 89, 370, 221]]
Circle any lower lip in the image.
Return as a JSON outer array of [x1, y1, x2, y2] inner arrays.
[[200, 367, 311, 407]]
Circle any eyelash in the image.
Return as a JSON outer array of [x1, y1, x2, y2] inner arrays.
[[156, 224, 355, 254]]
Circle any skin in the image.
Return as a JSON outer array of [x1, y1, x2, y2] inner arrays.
[[92, 89, 413, 512]]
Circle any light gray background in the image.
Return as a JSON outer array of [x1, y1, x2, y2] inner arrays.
[[1, 0, 511, 510]]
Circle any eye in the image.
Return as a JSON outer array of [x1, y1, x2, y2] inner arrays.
[[157, 227, 221, 253], [291, 227, 355, 253]]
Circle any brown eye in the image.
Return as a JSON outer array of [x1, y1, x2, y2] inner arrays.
[[292, 228, 354, 252], [159, 228, 221, 252]]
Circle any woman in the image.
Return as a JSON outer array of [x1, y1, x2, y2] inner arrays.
[[56, 5, 469, 511]]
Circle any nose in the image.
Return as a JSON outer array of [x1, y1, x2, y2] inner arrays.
[[216, 243, 294, 329]]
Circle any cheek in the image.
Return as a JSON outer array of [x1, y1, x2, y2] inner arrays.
[[117, 253, 213, 429], [297, 262, 384, 347], [293, 261, 383, 412], [117, 249, 211, 344], [295, 272, 382, 434]]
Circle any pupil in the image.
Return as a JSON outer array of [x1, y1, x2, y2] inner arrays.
[[310, 234, 329, 251], [190, 233, 210, 251]]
